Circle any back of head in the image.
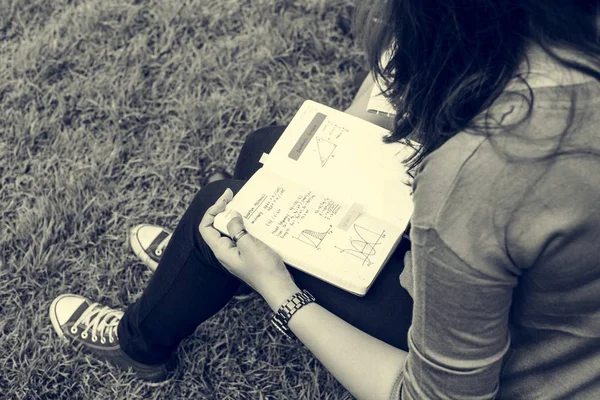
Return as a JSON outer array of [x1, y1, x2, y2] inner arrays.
[[354, 0, 600, 176]]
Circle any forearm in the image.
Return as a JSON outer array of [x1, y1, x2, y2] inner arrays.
[[260, 279, 408, 400]]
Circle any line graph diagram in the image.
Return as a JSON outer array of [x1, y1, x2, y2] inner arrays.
[[335, 224, 386, 266], [296, 225, 332, 249], [315, 137, 336, 167]]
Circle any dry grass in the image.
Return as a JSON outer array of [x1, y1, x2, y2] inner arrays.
[[0, 0, 365, 398]]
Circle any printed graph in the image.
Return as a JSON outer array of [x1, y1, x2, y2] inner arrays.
[[316, 137, 336, 167], [335, 224, 386, 266], [296, 225, 332, 249]]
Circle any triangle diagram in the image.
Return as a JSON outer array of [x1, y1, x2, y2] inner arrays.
[[316, 138, 336, 167]]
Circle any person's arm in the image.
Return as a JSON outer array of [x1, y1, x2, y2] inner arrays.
[[398, 225, 515, 399], [260, 280, 408, 400], [203, 196, 408, 400], [345, 72, 395, 131], [396, 140, 519, 398], [260, 210, 516, 400]]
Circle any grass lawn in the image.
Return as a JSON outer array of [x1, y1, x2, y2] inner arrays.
[[0, 0, 365, 398]]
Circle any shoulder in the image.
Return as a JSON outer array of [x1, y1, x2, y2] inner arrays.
[[411, 79, 600, 230], [410, 129, 519, 275], [410, 131, 492, 228], [410, 97, 600, 271]]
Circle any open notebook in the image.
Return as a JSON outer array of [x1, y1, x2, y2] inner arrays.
[[214, 100, 416, 296]]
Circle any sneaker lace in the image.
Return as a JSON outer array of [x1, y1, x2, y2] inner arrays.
[[155, 233, 172, 256], [73, 303, 123, 344]]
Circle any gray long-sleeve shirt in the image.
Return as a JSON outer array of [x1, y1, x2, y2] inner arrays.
[[395, 79, 600, 399]]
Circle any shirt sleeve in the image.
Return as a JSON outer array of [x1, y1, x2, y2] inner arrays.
[[398, 223, 517, 399]]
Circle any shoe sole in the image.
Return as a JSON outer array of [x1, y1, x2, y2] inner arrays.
[[129, 225, 165, 272]]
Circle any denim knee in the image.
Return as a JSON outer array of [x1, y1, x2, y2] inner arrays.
[[245, 126, 277, 144], [238, 127, 274, 158], [234, 126, 285, 181]]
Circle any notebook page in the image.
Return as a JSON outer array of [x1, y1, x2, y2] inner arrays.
[[213, 167, 406, 295], [261, 100, 415, 227]]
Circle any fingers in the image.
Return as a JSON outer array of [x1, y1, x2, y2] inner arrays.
[[198, 189, 243, 269], [207, 188, 234, 217], [200, 188, 233, 228], [216, 236, 236, 254], [199, 188, 233, 246], [226, 211, 251, 247]]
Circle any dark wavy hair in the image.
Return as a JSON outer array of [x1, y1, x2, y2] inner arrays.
[[354, 0, 600, 181]]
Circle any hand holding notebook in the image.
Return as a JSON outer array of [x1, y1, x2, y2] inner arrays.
[[213, 100, 417, 296]]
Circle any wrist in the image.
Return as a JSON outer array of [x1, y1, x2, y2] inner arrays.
[[259, 277, 301, 312]]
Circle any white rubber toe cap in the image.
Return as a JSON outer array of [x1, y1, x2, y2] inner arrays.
[[131, 224, 165, 250], [49, 294, 89, 336]]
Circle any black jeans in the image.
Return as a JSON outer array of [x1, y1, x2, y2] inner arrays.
[[118, 126, 413, 365]]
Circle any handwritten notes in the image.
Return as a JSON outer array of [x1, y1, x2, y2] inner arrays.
[[320, 119, 348, 141], [216, 168, 346, 245], [242, 184, 334, 240], [271, 191, 315, 239], [315, 197, 342, 220]]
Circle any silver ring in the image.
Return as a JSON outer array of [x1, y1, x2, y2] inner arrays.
[[232, 229, 248, 244]]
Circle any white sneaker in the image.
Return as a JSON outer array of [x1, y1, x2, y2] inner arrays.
[[49, 294, 175, 382], [129, 224, 172, 272]]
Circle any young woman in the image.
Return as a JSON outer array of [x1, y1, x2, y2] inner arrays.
[[49, 1, 600, 398]]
